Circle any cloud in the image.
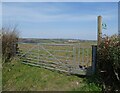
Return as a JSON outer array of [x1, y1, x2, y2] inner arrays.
[[2, 3, 117, 24]]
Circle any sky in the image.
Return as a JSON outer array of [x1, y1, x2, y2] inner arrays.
[[1, 0, 119, 2], [0, 2, 1, 29], [2, 2, 118, 40], [118, 2, 120, 35]]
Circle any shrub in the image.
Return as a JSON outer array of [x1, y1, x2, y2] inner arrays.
[[2, 26, 19, 62], [97, 34, 120, 91]]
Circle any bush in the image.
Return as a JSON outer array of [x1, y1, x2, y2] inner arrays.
[[97, 35, 120, 91], [2, 26, 19, 62]]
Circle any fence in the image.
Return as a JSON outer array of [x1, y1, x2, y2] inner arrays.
[[17, 43, 97, 75]]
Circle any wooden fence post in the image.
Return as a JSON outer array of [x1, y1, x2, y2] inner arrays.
[[98, 16, 102, 46], [92, 45, 97, 74]]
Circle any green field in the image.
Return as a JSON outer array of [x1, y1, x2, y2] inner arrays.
[[3, 58, 101, 91]]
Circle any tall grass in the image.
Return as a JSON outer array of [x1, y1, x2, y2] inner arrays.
[[2, 26, 19, 62]]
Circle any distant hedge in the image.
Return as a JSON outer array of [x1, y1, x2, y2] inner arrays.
[[2, 27, 19, 62], [97, 35, 120, 91]]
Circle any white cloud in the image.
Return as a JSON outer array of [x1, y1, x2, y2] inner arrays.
[[2, 3, 117, 24]]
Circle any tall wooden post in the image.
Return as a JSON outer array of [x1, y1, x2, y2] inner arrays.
[[97, 16, 102, 46]]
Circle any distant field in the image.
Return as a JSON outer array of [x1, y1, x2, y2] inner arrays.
[[19, 38, 97, 45]]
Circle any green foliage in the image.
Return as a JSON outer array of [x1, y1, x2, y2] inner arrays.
[[97, 35, 120, 91]]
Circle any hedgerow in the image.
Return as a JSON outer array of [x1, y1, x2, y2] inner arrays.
[[97, 35, 120, 91], [2, 27, 19, 62]]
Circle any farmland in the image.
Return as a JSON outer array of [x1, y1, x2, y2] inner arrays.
[[2, 39, 101, 91]]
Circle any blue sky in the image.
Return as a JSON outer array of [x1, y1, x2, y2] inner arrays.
[[2, 2, 118, 40], [1, 0, 119, 2]]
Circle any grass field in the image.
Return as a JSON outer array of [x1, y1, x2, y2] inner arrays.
[[3, 58, 101, 91], [3, 40, 101, 91]]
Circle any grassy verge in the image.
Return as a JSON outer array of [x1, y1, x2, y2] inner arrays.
[[2, 58, 101, 91]]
